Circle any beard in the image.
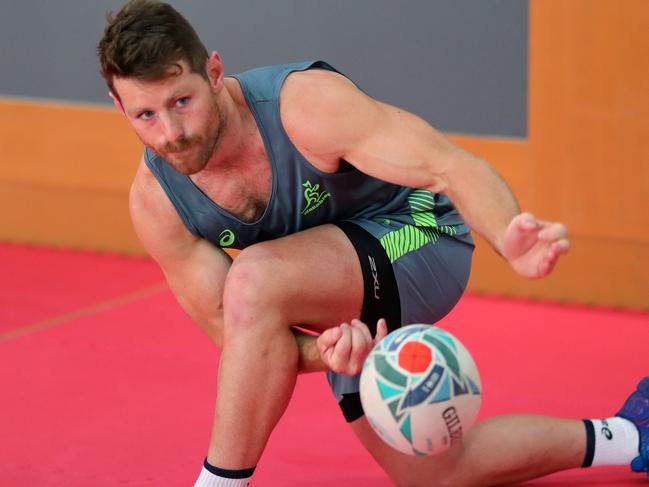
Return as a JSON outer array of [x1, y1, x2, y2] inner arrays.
[[153, 96, 226, 175]]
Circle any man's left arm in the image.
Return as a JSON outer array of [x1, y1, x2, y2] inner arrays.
[[282, 70, 569, 279]]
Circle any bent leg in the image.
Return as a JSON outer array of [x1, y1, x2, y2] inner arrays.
[[351, 414, 586, 487], [207, 224, 365, 468]]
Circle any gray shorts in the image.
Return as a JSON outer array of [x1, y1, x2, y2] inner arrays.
[[329, 220, 473, 421]]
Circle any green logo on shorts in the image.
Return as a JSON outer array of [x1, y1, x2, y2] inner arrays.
[[301, 180, 331, 216]]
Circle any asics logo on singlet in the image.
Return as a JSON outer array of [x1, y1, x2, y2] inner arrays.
[[368, 255, 380, 300], [219, 229, 235, 247], [301, 180, 331, 216]]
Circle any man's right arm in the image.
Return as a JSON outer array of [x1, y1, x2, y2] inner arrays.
[[129, 157, 232, 346]]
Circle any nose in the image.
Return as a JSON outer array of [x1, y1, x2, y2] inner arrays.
[[160, 113, 184, 145]]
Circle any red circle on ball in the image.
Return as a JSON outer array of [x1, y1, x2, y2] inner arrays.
[[398, 341, 432, 373]]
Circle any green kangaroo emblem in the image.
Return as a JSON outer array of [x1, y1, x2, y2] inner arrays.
[[301, 180, 331, 216]]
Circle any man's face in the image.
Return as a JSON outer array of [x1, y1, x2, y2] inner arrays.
[[113, 61, 224, 175]]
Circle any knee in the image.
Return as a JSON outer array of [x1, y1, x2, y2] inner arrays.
[[222, 245, 286, 333]]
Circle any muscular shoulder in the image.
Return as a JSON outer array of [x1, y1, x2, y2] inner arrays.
[[280, 68, 380, 167], [130, 156, 198, 261], [281, 68, 356, 104], [130, 157, 178, 229]]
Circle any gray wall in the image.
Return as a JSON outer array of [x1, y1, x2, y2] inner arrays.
[[0, 1, 528, 137]]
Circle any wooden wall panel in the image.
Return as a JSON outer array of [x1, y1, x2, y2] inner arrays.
[[530, 0, 649, 241], [0, 99, 144, 253], [0, 180, 141, 253], [0, 100, 141, 191]]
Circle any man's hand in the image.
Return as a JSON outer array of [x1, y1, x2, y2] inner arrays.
[[502, 212, 570, 279], [317, 318, 388, 375]]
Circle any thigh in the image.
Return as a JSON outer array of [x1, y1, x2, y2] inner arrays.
[[227, 223, 364, 332], [393, 234, 474, 325]]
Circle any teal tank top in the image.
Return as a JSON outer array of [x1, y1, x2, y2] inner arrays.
[[144, 61, 472, 262]]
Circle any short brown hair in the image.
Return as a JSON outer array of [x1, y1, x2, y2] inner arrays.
[[97, 0, 209, 94]]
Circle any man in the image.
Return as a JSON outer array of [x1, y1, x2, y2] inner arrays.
[[97, 1, 648, 486]]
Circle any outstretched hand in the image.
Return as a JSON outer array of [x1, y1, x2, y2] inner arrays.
[[317, 318, 388, 375], [502, 212, 570, 279]]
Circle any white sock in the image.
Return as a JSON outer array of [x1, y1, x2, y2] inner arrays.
[[193, 460, 255, 487], [584, 417, 640, 467]]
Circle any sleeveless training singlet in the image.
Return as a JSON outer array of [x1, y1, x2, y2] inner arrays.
[[144, 61, 475, 412], [143, 60, 472, 262]]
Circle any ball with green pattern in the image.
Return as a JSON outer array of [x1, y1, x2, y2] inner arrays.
[[359, 324, 482, 456]]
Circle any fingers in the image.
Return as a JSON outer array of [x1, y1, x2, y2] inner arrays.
[[350, 318, 372, 343], [537, 222, 568, 242], [516, 212, 540, 230], [538, 226, 570, 274], [333, 323, 352, 364], [534, 237, 570, 277], [511, 213, 570, 243], [318, 319, 389, 375], [317, 323, 353, 373], [350, 317, 388, 345], [375, 318, 388, 342], [546, 237, 570, 261], [539, 252, 558, 277], [506, 212, 571, 279], [552, 238, 570, 254], [515, 214, 569, 247], [346, 322, 372, 373], [316, 326, 342, 357]]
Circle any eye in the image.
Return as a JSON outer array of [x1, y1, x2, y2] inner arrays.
[[138, 110, 155, 121], [175, 96, 190, 108]]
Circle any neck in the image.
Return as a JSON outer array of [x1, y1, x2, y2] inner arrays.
[[201, 78, 257, 174]]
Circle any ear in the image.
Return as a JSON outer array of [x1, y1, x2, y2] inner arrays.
[[109, 91, 126, 115], [206, 51, 224, 93]]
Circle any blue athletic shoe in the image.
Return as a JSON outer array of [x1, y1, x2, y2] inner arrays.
[[617, 377, 649, 476]]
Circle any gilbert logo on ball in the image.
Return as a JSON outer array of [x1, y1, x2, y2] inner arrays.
[[360, 324, 481, 456]]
